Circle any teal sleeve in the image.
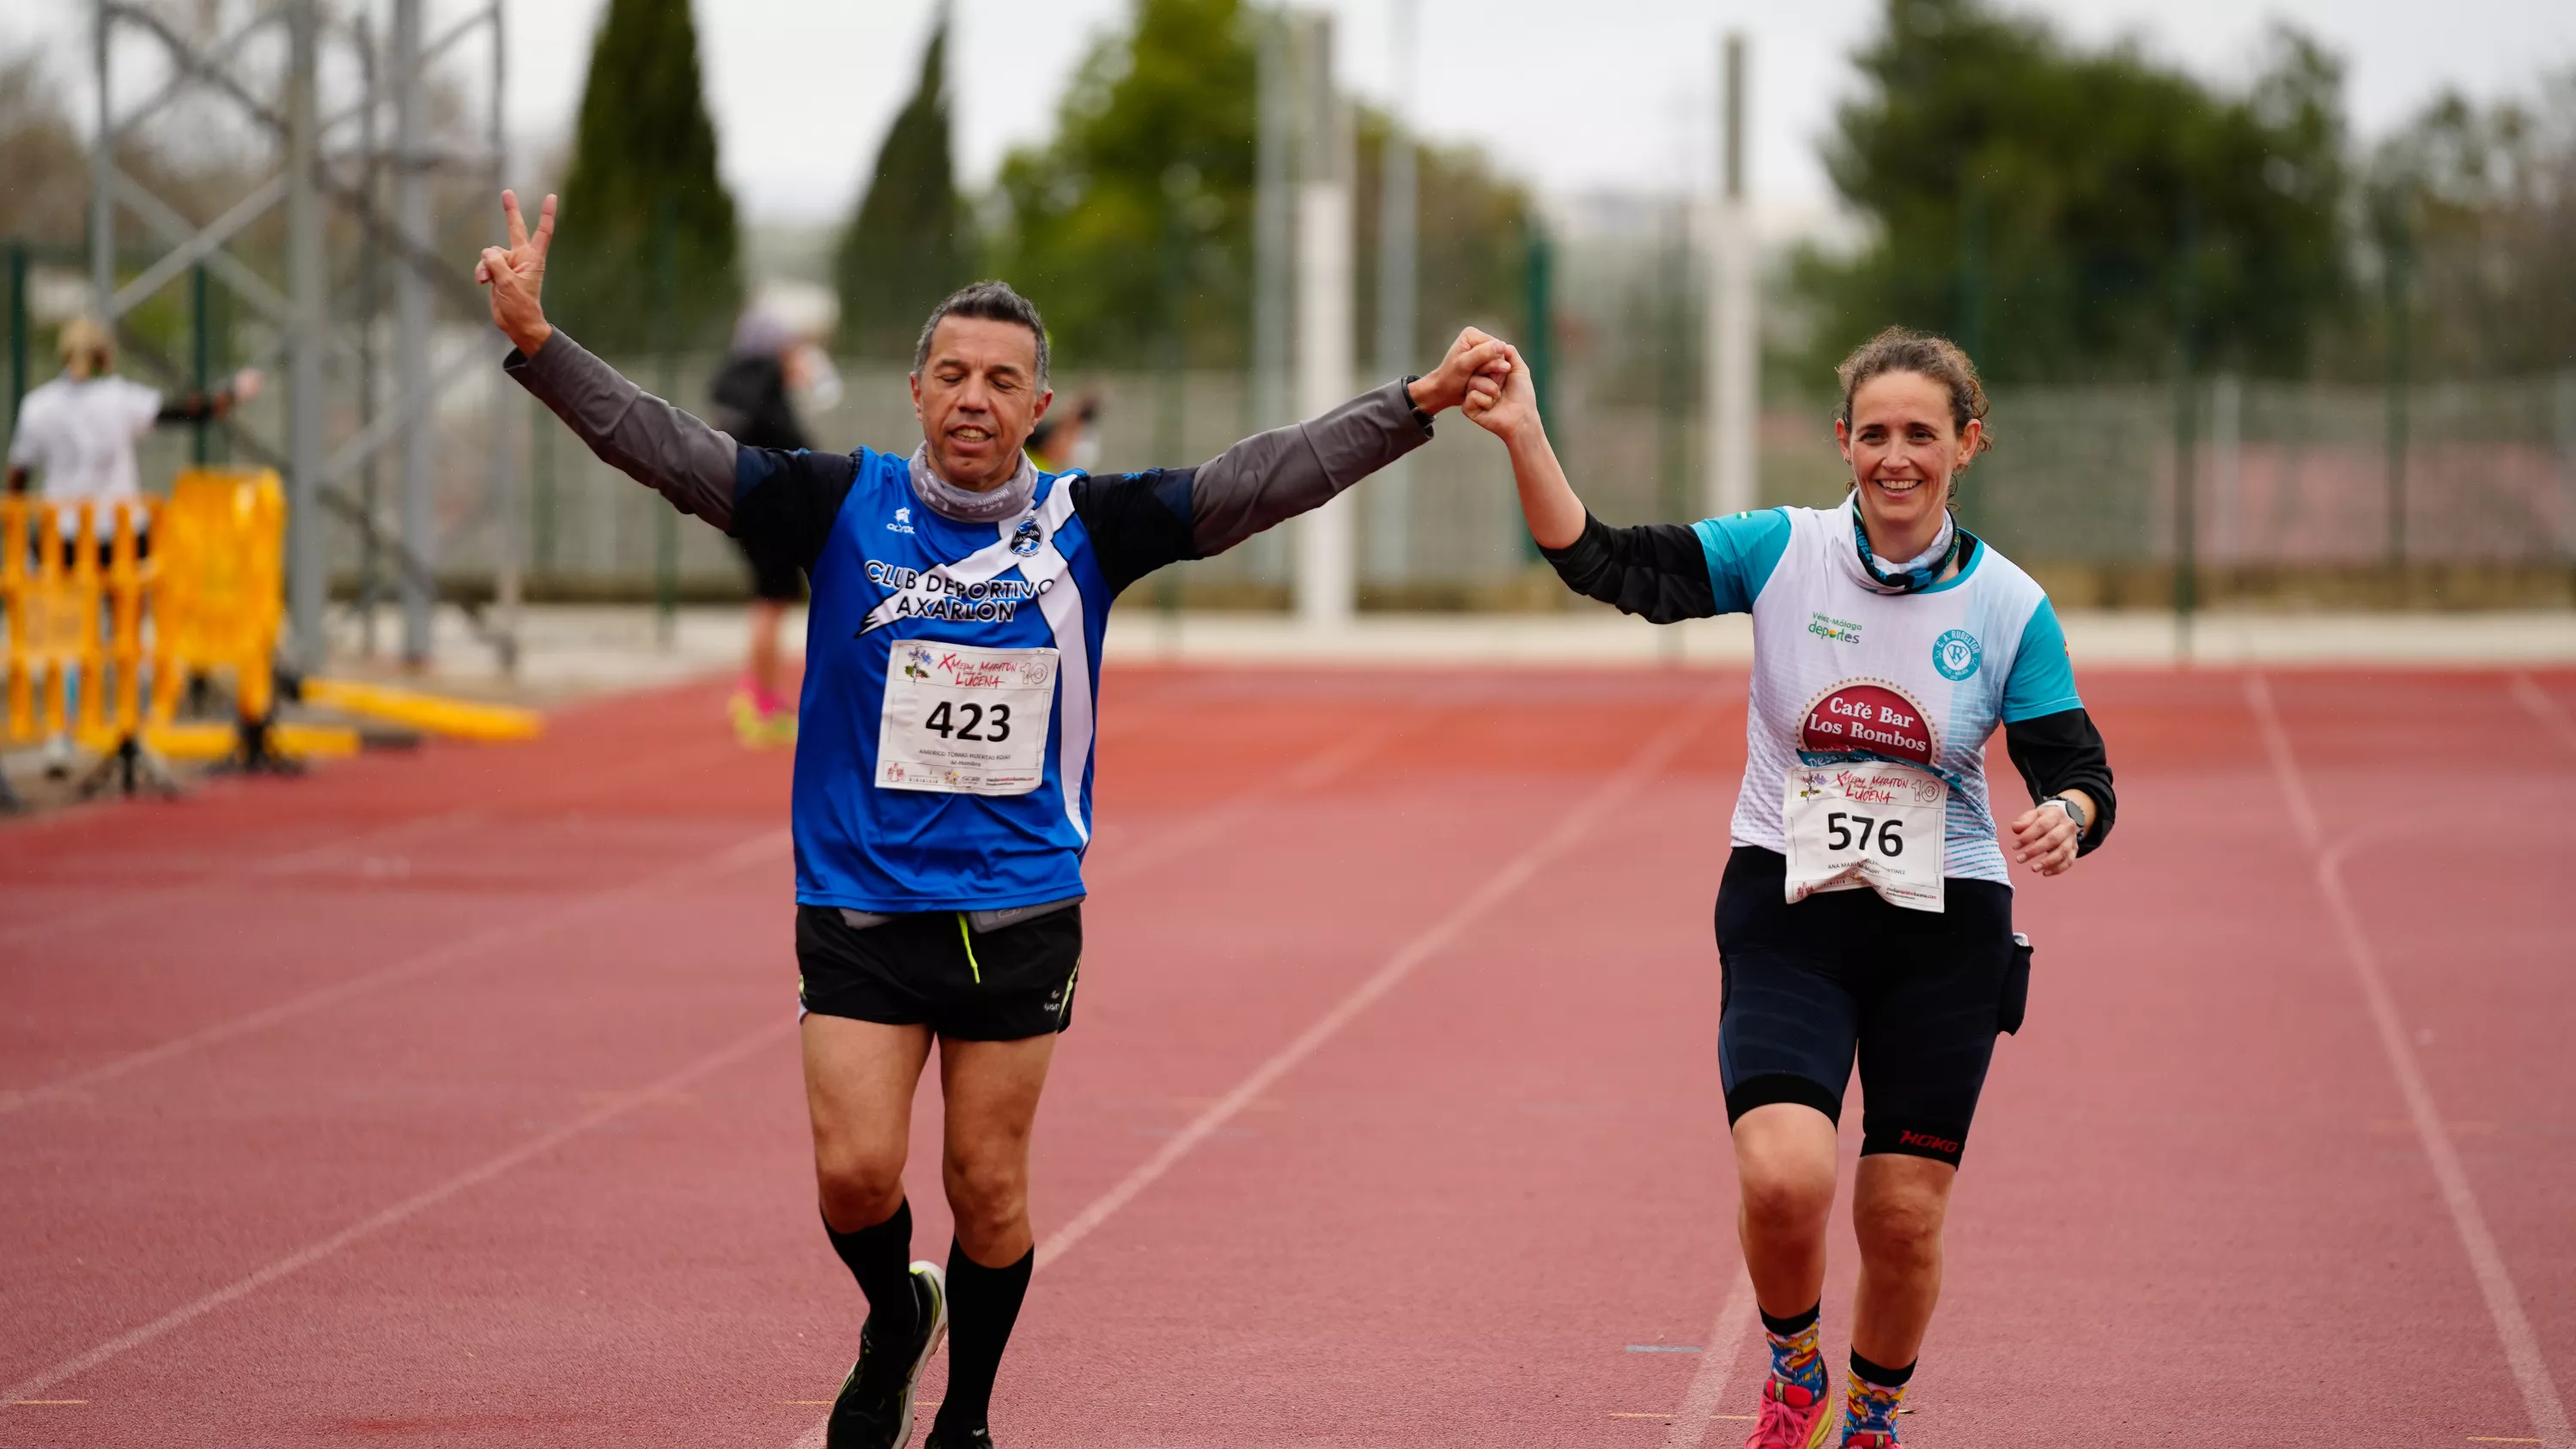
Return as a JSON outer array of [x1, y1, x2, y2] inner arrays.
[[2002, 598, 2084, 722], [1690, 507, 1793, 615]]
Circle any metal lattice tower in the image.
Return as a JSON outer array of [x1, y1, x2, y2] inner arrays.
[[88, 0, 519, 674]]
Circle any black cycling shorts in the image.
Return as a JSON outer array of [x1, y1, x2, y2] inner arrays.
[[732, 531, 805, 603], [1715, 846, 2020, 1167], [796, 903, 1081, 1041]]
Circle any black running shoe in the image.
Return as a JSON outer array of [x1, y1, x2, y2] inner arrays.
[[824, 1260, 949, 1449], [922, 1428, 993, 1449]]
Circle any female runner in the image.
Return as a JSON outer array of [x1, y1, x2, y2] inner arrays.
[[1465, 328, 2116, 1448]]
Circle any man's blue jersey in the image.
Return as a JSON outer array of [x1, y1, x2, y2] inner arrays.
[[502, 329, 1433, 913], [791, 449, 1113, 911]]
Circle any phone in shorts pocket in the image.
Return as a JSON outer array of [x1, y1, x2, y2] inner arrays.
[[1998, 931, 2033, 1035]]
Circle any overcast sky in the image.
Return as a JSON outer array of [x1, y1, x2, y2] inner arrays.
[[15, 0, 2573, 228]]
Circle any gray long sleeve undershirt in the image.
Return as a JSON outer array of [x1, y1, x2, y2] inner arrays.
[[503, 330, 1431, 555], [505, 330, 739, 530]]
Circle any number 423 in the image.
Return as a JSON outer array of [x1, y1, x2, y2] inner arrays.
[[925, 700, 1012, 742], [1826, 810, 1904, 857]]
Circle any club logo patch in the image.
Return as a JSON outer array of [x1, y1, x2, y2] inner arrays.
[[1931, 628, 1983, 682], [1800, 679, 1938, 767], [1010, 517, 1044, 556]]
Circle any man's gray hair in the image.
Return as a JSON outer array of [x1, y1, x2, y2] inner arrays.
[[911, 281, 1050, 389]]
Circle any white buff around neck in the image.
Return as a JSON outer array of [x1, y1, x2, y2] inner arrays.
[[908, 445, 1038, 524]]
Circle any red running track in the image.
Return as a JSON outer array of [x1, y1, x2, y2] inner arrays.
[[3, 664, 2572, 1447]]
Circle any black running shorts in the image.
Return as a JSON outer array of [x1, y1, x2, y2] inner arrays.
[[1714, 846, 2020, 1167], [796, 903, 1080, 1041]]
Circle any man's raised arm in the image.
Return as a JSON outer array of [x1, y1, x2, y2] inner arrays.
[[1188, 328, 1507, 556], [1075, 330, 1510, 593], [478, 190, 746, 531]]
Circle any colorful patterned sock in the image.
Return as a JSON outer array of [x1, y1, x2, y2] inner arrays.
[[1759, 1302, 1827, 1398], [1843, 1350, 1914, 1440]]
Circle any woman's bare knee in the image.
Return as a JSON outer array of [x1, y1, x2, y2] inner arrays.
[[1733, 1103, 1839, 1230], [1853, 1158, 1953, 1265]]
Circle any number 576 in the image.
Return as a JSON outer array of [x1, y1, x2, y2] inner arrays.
[[1826, 811, 1903, 857]]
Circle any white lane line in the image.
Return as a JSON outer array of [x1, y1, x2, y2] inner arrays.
[[1662, 1269, 1761, 1449], [0, 828, 790, 1117], [2509, 673, 2576, 755], [2247, 673, 2573, 1449], [1, 1016, 793, 1404], [1030, 686, 1728, 1271], [787, 682, 1737, 1449]]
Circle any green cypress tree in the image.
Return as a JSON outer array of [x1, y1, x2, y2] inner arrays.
[[835, 10, 970, 360], [550, 0, 743, 355]]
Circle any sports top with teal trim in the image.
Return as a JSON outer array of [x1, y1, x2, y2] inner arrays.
[[1539, 497, 2117, 876], [505, 330, 1435, 912]]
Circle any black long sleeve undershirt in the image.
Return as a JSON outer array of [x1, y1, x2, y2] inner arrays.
[[1535, 514, 1717, 623], [2003, 707, 2117, 854]]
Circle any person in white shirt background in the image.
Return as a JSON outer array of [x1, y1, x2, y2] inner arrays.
[[6, 316, 262, 772]]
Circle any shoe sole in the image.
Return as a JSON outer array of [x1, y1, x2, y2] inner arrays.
[[890, 1260, 949, 1449]]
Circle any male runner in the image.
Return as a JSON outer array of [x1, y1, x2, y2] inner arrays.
[[477, 191, 1504, 1449]]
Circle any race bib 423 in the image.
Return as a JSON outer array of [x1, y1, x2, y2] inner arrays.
[[876, 641, 1059, 797]]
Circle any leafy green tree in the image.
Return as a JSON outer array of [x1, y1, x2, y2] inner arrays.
[[1791, 0, 2351, 386], [836, 10, 973, 360], [989, 0, 1533, 375], [2361, 76, 2576, 379], [550, 0, 742, 354], [990, 0, 1261, 368]]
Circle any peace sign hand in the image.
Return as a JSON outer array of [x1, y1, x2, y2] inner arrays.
[[476, 190, 558, 356]]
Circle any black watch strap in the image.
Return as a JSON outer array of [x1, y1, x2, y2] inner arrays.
[[1400, 374, 1434, 431]]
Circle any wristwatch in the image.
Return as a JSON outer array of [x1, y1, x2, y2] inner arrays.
[[2041, 796, 2087, 834], [1399, 374, 1435, 431]]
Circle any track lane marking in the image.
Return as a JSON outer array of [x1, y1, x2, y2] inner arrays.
[[787, 682, 1737, 1449], [2, 714, 1413, 1402], [0, 828, 791, 1116], [0, 1016, 793, 1405], [2509, 673, 2576, 755], [2248, 672, 2573, 1449], [0, 702, 1388, 1116], [1660, 1269, 1760, 1449]]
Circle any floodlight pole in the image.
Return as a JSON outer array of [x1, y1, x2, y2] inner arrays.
[[1292, 11, 1355, 630], [287, 0, 328, 673], [1369, 0, 1419, 589], [1705, 32, 1758, 520], [394, 0, 436, 665], [1253, 14, 1293, 436], [90, 4, 113, 311]]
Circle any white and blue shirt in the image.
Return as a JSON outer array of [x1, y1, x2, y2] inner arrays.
[[1698, 500, 2079, 884]]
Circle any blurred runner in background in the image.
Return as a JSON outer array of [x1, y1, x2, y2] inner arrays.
[[1022, 391, 1100, 475], [708, 310, 838, 748]]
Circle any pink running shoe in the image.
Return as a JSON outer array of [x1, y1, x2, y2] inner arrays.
[[1838, 1432, 1901, 1448], [1744, 1373, 1835, 1449]]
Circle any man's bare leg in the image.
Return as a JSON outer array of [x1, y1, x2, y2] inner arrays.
[[929, 1034, 1056, 1441], [804, 1015, 940, 1449]]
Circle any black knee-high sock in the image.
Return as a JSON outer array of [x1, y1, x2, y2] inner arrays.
[[823, 1199, 918, 1348], [932, 1240, 1033, 1434]]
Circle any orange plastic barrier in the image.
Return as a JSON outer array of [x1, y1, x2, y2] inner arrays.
[[145, 467, 285, 733], [2, 495, 155, 747]]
